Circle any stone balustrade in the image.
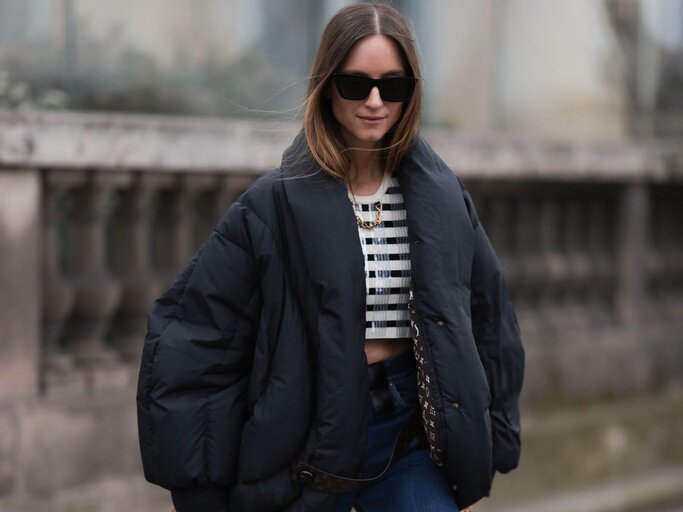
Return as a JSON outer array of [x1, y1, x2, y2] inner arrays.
[[36, 166, 258, 396], [0, 109, 682, 508], [1, 109, 682, 404]]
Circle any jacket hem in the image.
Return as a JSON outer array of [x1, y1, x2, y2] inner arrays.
[[170, 486, 229, 512]]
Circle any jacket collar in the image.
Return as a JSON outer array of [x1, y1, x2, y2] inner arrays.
[[278, 129, 453, 270]]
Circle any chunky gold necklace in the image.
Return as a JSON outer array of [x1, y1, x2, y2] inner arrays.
[[353, 200, 382, 229], [348, 173, 385, 230]]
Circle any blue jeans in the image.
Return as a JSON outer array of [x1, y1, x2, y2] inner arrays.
[[327, 349, 460, 512]]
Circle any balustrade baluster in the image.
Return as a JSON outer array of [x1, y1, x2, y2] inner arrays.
[[41, 170, 85, 395], [187, 173, 222, 251], [515, 192, 546, 336], [537, 194, 564, 330], [483, 192, 502, 249], [517, 192, 541, 290], [586, 197, 615, 327], [488, 192, 521, 292], [660, 191, 683, 320], [64, 172, 130, 389], [193, 173, 257, 247], [564, 198, 592, 329], [154, 178, 195, 287], [565, 198, 591, 281], [540, 196, 564, 278], [615, 182, 650, 389], [109, 174, 164, 363], [616, 183, 648, 327]]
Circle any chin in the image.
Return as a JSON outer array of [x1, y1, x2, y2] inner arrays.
[[356, 130, 387, 143], [341, 125, 389, 148]]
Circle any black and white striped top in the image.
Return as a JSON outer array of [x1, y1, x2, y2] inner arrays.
[[348, 172, 411, 339]]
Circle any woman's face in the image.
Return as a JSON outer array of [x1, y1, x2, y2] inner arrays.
[[330, 34, 407, 151]]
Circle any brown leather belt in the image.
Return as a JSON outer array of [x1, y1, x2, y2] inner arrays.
[[292, 404, 427, 493]]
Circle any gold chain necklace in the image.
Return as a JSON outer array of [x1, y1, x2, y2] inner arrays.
[[349, 175, 384, 229], [353, 200, 382, 229]]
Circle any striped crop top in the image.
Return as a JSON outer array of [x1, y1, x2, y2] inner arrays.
[[347, 172, 412, 339]]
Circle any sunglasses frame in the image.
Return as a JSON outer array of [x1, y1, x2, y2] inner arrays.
[[332, 73, 417, 103]]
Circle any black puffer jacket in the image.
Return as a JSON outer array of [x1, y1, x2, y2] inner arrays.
[[136, 131, 525, 512]]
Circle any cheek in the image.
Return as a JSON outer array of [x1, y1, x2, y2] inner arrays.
[[331, 98, 354, 123], [389, 104, 404, 124]]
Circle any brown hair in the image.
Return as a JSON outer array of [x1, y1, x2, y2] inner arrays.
[[302, 2, 424, 182]]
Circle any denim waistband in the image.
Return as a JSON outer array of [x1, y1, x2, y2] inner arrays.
[[368, 347, 415, 378], [366, 347, 417, 419]]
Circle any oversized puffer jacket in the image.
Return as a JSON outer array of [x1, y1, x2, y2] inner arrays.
[[136, 130, 525, 512]]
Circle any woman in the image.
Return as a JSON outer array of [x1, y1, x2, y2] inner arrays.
[[137, 3, 524, 512]]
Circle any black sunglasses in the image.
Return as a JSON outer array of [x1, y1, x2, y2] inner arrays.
[[332, 73, 417, 102]]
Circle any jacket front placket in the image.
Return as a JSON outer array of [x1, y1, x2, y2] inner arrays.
[[396, 158, 451, 469], [407, 284, 447, 466]]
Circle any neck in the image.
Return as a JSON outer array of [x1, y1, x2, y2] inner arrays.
[[349, 149, 383, 185]]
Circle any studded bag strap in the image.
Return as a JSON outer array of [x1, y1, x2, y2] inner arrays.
[[408, 284, 447, 466]]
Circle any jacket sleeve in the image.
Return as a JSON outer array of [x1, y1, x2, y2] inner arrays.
[[458, 177, 525, 475], [136, 201, 261, 512]]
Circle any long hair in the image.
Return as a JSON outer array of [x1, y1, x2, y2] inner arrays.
[[302, 2, 424, 182]]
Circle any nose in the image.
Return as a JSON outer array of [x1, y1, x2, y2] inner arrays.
[[365, 86, 383, 107]]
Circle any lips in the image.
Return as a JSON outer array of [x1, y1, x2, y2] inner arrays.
[[358, 116, 385, 121]]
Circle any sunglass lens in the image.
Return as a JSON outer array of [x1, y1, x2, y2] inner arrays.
[[334, 74, 371, 100], [380, 77, 416, 102]]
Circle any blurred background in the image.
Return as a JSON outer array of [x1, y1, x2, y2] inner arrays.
[[0, 1, 682, 511], [1, 0, 683, 138]]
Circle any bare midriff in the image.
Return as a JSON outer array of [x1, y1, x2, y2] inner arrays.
[[364, 337, 412, 365]]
